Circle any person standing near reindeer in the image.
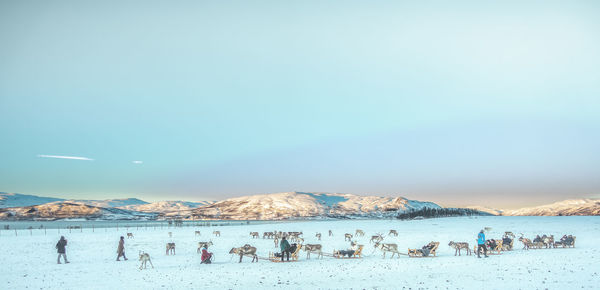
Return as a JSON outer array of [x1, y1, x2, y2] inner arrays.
[[56, 236, 69, 264], [280, 236, 291, 261], [117, 236, 128, 261], [477, 230, 488, 258]]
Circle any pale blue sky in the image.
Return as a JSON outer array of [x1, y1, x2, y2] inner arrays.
[[1, 0, 599, 208]]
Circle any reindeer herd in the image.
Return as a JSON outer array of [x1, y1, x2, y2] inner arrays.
[[126, 227, 576, 270]]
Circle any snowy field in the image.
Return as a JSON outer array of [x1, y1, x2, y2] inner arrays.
[[1, 216, 599, 289]]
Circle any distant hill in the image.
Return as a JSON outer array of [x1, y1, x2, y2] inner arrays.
[[465, 206, 504, 216], [503, 199, 600, 216], [0, 192, 64, 208], [191, 191, 441, 220], [0, 201, 156, 220], [67, 198, 149, 208], [119, 200, 213, 213], [2, 191, 598, 220]]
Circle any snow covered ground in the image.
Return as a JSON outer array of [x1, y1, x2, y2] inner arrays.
[[1, 216, 599, 289]]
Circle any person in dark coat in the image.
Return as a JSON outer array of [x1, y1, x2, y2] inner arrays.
[[477, 230, 488, 258], [117, 236, 128, 261], [279, 237, 291, 261], [56, 236, 69, 264]]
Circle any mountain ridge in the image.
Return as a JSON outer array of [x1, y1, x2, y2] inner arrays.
[[1, 192, 598, 220]]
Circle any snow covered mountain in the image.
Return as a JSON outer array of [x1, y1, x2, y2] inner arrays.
[[191, 191, 441, 220], [0, 192, 64, 208], [503, 199, 600, 216], [118, 200, 213, 213], [4, 191, 597, 220], [0, 201, 156, 220], [69, 198, 149, 208]]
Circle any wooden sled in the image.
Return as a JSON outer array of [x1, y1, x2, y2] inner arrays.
[[332, 245, 364, 259], [501, 240, 514, 251], [408, 242, 439, 258], [268, 252, 300, 263], [268, 244, 302, 262], [473, 243, 502, 256]]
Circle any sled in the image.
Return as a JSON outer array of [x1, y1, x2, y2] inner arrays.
[[408, 242, 439, 258], [268, 252, 300, 262], [268, 244, 303, 262], [473, 245, 502, 256], [332, 245, 364, 259]]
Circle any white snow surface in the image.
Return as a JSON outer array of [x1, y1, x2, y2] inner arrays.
[[1, 216, 598, 289]]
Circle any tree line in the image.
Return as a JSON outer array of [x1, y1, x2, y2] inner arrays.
[[397, 207, 491, 220]]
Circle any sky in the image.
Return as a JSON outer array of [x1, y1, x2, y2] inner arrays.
[[1, 0, 599, 209]]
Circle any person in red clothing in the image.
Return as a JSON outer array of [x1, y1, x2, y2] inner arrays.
[[200, 245, 213, 264]]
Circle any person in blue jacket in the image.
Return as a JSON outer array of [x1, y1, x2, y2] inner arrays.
[[477, 230, 488, 258]]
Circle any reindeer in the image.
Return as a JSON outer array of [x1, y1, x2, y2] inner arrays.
[[328, 230, 333, 236], [374, 242, 401, 258], [344, 233, 353, 241], [315, 233, 322, 241], [166, 243, 176, 255], [288, 233, 298, 242], [388, 230, 398, 237], [370, 233, 384, 244], [519, 236, 533, 250], [213, 231, 220, 237], [229, 244, 258, 263], [197, 241, 214, 253], [355, 229, 365, 237], [195, 231, 201, 236], [303, 244, 323, 259], [504, 232, 515, 238], [448, 241, 471, 256], [250, 232, 259, 239], [127, 233, 134, 239], [263, 232, 274, 239], [168, 232, 172, 238], [542, 235, 554, 248], [138, 251, 154, 270]]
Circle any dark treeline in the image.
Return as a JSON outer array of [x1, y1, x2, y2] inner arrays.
[[397, 207, 491, 220]]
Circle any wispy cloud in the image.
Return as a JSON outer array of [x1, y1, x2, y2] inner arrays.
[[37, 154, 94, 161], [132, 160, 143, 164]]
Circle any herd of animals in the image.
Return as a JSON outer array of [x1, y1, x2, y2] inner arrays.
[[124, 229, 576, 270]]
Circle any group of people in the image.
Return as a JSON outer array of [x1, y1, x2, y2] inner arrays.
[[54, 235, 214, 265], [55, 229, 563, 265]]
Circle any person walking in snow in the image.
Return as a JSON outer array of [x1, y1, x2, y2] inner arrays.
[[477, 230, 488, 258], [280, 236, 291, 261], [56, 236, 69, 264], [117, 236, 128, 261]]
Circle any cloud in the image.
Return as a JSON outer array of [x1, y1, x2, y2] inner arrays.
[[132, 160, 143, 164], [37, 154, 94, 161]]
